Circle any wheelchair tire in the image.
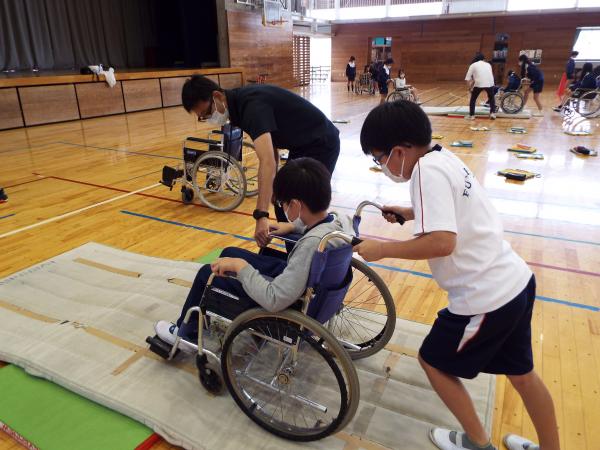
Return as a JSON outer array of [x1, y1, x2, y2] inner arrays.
[[191, 150, 246, 212], [181, 187, 194, 204], [386, 91, 405, 103], [575, 90, 600, 117], [196, 354, 225, 395], [500, 92, 525, 114], [327, 258, 396, 360], [221, 308, 359, 441]]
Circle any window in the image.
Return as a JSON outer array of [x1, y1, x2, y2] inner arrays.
[[573, 27, 600, 60]]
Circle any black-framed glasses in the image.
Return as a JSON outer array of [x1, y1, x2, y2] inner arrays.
[[372, 153, 387, 166], [198, 97, 215, 121]]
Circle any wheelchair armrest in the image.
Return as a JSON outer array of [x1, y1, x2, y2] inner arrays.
[[185, 136, 221, 146]]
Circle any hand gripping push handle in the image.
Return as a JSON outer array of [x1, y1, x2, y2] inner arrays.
[[354, 200, 406, 226]]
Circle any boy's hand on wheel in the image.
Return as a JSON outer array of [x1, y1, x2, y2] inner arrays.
[[353, 239, 385, 262], [254, 218, 271, 247]]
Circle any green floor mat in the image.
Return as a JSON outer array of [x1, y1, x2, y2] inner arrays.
[[194, 247, 223, 264], [0, 365, 153, 450]]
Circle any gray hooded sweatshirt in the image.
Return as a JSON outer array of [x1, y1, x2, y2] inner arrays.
[[236, 213, 355, 312]]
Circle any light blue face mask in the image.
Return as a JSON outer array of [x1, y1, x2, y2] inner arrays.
[[284, 201, 306, 229]]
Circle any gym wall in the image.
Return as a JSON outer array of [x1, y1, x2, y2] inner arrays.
[[331, 11, 600, 83], [227, 9, 294, 88]]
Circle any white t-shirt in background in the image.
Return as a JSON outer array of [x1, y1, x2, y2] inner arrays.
[[395, 77, 406, 89], [465, 60, 495, 88], [409, 147, 532, 316]]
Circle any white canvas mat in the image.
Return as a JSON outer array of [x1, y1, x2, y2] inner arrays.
[[0, 243, 495, 450], [423, 105, 532, 119]]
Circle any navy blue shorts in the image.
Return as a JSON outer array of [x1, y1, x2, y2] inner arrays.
[[419, 275, 536, 379]]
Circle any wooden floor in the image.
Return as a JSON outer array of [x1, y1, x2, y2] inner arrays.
[[0, 81, 599, 450]]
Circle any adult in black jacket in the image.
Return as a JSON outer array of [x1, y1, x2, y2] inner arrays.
[[181, 75, 340, 247]]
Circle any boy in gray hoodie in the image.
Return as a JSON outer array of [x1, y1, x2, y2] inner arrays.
[[154, 157, 353, 351]]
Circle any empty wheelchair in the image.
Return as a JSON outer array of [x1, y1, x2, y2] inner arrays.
[[562, 88, 600, 118], [160, 124, 258, 211], [356, 72, 374, 95], [147, 231, 364, 441]]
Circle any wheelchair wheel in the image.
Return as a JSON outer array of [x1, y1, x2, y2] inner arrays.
[[221, 308, 359, 441], [191, 150, 247, 212], [327, 258, 396, 360], [386, 91, 405, 103], [576, 90, 600, 117], [181, 186, 194, 204], [240, 142, 259, 197], [197, 354, 225, 395], [500, 92, 524, 114]]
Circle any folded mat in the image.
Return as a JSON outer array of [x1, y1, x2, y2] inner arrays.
[[0, 364, 155, 450], [0, 243, 495, 450], [422, 105, 531, 119]]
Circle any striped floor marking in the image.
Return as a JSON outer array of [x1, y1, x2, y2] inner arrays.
[[120, 210, 599, 313]]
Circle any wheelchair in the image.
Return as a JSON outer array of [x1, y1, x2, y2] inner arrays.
[[386, 85, 416, 103], [492, 82, 526, 115], [159, 124, 259, 212], [562, 88, 600, 118], [146, 202, 399, 440], [356, 73, 374, 95]]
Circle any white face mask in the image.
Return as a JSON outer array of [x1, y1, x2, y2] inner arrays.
[[382, 149, 409, 183], [206, 97, 229, 126], [284, 201, 306, 230]]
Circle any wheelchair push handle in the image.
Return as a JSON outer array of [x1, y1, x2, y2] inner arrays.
[[355, 200, 405, 225]]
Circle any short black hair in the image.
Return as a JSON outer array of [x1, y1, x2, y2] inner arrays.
[[384, 58, 394, 65], [593, 65, 600, 77], [518, 54, 529, 63], [181, 75, 222, 112], [360, 100, 432, 156], [350, 56, 356, 61], [273, 158, 331, 213], [473, 52, 485, 63], [571, 51, 579, 57]]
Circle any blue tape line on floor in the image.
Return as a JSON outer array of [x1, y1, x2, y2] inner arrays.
[[0, 213, 15, 220], [120, 210, 599, 313]]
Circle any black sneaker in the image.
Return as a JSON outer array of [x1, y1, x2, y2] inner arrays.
[[0, 188, 7, 201]]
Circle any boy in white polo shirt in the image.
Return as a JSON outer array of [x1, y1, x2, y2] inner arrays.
[[355, 100, 559, 450], [465, 53, 496, 120]]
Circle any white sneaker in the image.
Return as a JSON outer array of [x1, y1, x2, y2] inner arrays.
[[429, 428, 496, 450], [154, 320, 197, 354], [465, 115, 476, 120], [503, 434, 539, 450], [490, 113, 497, 120]]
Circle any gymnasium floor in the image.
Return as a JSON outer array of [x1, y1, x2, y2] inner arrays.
[[1, 82, 599, 450]]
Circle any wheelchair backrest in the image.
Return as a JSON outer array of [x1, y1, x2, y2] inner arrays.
[[222, 123, 243, 161], [305, 243, 354, 324]]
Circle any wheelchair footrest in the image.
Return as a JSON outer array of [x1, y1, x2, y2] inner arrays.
[[160, 166, 184, 190], [146, 335, 178, 359]]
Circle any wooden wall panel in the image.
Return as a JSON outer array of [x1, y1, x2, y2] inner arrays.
[[227, 10, 294, 88], [76, 82, 125, 118], [332, 12, 600, 83], [0, 88, 24, 129], [219, 73, 243, 89], [18, 85, 79, 126], [160, 77, 188, 107], [122, 79, 162, 112]]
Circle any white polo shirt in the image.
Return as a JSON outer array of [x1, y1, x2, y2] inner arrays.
[[409, 147, 532, 315], [465, 60, 494, 88]]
